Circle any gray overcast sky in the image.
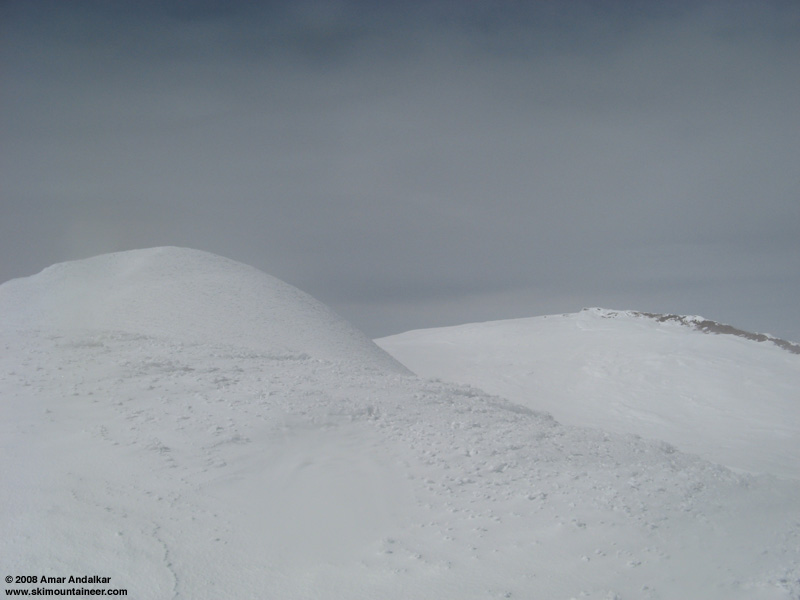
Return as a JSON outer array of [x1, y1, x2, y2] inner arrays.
[[2, 0, 799, 341]]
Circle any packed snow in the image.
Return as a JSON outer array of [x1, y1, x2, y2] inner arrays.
[[2, 249, 799, 598]]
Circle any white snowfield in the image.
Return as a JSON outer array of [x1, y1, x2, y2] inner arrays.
[[377, 308, 800, 481], [2, 249, 799, 599]]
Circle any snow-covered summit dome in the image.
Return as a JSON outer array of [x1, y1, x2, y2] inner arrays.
[[378, 308, 800, 478], [0, 247, 407, 373]]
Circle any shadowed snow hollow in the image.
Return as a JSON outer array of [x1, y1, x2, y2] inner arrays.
[[0, 247, 406, 373], [377, 308, 800, 479]]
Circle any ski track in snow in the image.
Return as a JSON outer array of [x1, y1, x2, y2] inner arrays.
[[3, 328, 800, 599]]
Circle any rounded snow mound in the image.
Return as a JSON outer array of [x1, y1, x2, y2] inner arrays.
[[0, 247, 408, 373]]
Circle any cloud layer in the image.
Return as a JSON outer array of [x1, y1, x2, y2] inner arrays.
[[2, 0, 799, 339]]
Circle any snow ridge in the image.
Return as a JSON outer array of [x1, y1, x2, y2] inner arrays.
[[378, 308, 800, 479], [584, 307, 800, 354]]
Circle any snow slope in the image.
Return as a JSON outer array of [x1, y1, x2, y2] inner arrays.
[[3, 253, 800, 598], [377, 308, 800, 480], [0, 246, 406, 374]]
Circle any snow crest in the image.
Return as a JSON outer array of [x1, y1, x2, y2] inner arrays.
[[0, 247, 407, 373], [581, 307, 800, 354], [377, 308, 800, 479]]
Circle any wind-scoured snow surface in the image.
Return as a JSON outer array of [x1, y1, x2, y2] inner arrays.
[[377, 308, 800, 481], [3, 251, 800, 598]]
